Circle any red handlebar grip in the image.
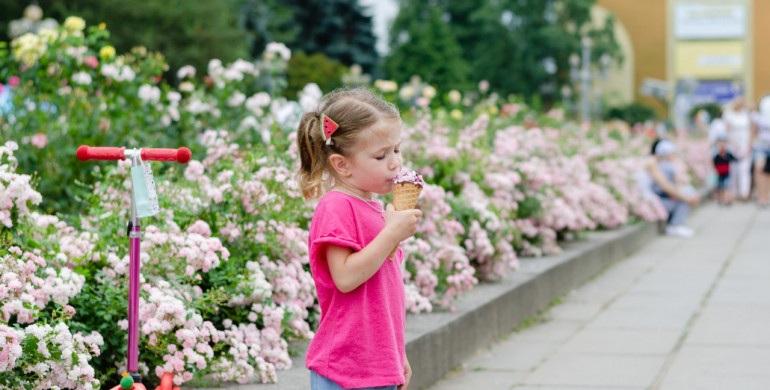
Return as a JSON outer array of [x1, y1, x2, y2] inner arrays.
[[76, 145, 126, 161], [141, 147, 192, 164]]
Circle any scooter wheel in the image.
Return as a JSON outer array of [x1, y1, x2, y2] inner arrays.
[[155, 373, 178, 390]]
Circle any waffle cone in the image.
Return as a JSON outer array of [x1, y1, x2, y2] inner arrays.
[[389, 183, 423, 259]]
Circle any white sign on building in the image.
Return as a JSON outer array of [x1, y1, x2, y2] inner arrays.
[[674, 2, 746, 40]]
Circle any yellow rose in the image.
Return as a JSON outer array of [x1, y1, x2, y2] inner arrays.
[[100, 46, 116, 60], [422, 85, 436, 99], [488, 106, 499, 115], [11, 33, 46, 67], [63, 16, 86, 33], [399, 86, 415, 101], [374, 79, 398, 93], [99, 23, 106, 30], [448, 90, 462, 104], [450, 109, 463, 120], [37, 28, 58, 43]]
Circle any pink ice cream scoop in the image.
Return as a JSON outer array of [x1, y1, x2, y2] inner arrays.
[[391, 170, 425, 186]]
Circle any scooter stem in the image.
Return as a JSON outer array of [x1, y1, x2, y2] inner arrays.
[[127, 156, 142, 377]]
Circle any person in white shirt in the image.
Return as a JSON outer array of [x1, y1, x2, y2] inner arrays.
[[723, 97, 753, 201]]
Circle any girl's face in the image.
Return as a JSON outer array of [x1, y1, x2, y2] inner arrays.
[[338, 118, 403, 198]]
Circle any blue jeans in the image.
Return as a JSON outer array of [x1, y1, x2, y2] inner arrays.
[[310, 370, 398, 390]]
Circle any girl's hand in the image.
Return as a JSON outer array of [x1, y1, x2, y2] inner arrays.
[[398, 356, 412, 390], [384, 204, 422, 243]]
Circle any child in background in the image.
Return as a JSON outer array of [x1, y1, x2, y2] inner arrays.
[[713, 134, 737, 205], [295, 88, 420, 390]]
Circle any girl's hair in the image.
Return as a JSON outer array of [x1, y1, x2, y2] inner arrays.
[[650, 138, 661, 156], [295, 88, 400, 200]]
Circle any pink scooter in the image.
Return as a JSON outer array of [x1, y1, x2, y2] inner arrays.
[[77, 145, 191, 390]]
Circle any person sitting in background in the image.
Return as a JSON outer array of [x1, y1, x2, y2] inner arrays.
[[646, 140, 700, 238], [712, 134, 737, 205]]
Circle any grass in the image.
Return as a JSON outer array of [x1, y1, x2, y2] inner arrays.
[[513, 296, 564, 333]]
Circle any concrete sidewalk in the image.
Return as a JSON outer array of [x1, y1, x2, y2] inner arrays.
[[428, 202, 770, 390]]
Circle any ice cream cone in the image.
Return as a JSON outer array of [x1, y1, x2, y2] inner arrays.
[[389, 182, 423, 259]]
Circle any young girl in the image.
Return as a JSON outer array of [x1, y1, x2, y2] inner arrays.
[[296, 88, 421, 390]]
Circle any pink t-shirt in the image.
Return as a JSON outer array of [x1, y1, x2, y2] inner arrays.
[[305, 191, 406, 389]]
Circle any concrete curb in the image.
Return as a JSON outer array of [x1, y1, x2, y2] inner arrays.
[[188, 221, 658, 390]]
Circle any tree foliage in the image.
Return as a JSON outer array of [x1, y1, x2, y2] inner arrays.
[[238, 0, 380, 73], [285, 51, 348, 100], [0, 0, 249, 76], [235, 0, 301, 59], [383, 1, 470, 92], [385, 0, 622, 103]]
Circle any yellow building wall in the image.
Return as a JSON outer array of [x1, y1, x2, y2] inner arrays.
[[756, 0, 770, 99], [674, 41, 744, 79], [592, 5, 635, 105], [597, 0, 667, 114]]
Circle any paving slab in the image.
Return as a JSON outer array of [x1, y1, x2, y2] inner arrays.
[[607, 291, 702, 312], [432, 370, 526, 390], [513, 387, 643, 390], [523, 353, 667, 388], [546, 302, 602, 321], [512, 320, 584, 343], [686, 304, 770, 346], [586, 307, 693, 331], [657, 345, 770, 390], [558, 328, 680, 355], [466, 341, 560, 371]]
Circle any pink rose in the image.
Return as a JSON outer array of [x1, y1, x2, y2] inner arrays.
[[30, 133, 47, 148], [84, 56, 99, 69], [8, 76, 20, 87], [63, 305, 76, 317]]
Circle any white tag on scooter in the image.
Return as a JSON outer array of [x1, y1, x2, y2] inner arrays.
[[131, 161, 158, 218], [143, 161, 159, 216]]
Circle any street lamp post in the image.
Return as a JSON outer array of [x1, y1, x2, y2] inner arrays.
[[569, 37, 611, 123], [580, 37, 592, 122]]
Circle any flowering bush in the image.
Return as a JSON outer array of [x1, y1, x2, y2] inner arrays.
[[0, 13, 710, 388], [0, 142, 102, 389]]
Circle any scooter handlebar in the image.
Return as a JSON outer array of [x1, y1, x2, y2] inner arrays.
[[141, 147, 192, 164], [76, 145, 125, 161], [77, 145, 191, 164]]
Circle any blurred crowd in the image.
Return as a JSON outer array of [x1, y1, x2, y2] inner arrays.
[[705, 96, 770, 207], [636, 94, 770, 239]]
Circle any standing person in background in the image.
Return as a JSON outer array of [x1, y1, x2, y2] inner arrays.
[[723, 97, 753, 201], [713, 134, 737, 205], [752, 95, 770, 207], [708, 108, 727, 147]]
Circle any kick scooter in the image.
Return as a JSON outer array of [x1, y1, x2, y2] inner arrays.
[[77, 145, 191, 390]]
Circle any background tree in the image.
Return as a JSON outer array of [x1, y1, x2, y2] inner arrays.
[[386, 0, 621, 105], [235, 0, 300, 59], [383, 1, 470, 93], [280, 0, 380, 73], [0, 0, 249, 76], [285, 52, 347, 99]]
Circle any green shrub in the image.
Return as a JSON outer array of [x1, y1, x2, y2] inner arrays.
[[688, 102, 722, 122], [603, 102, 657, 125], [285, 51, 346, 99]]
